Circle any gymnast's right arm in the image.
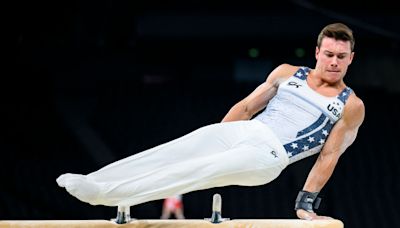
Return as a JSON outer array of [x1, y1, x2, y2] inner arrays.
[[221, 64, 298, 122]]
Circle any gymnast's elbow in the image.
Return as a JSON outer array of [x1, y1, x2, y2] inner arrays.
[[239, 101, 257, 119], [223, 101, 254, 122]]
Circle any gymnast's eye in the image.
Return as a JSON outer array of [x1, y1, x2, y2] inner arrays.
[[323, 51, 334, 57]]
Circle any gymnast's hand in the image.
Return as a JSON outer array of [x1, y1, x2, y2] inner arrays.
[[296, 209, 333, 220]]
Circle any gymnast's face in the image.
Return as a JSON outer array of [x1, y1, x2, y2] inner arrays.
[[315, 37, 354, 84]]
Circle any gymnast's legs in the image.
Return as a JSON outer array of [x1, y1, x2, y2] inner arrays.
[[56, 120, 288, 207]]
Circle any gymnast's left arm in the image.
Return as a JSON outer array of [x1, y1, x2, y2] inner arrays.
[[296, 94, 365, 220]]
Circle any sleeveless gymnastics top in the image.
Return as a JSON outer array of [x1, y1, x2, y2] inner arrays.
[[254, 67, 352, 163]]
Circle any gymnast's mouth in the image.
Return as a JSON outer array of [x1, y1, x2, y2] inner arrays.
[[327, 69, 340, 73]]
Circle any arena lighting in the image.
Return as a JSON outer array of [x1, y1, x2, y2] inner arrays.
[[295, 47, 305, 58], [248, 48, 260, 58]]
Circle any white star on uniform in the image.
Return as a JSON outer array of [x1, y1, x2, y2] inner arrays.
[[302, 145, 309, 151], [319, 139, 325, 144], [296, 72, 303, 77], [288, 152, 293, 157], [290, 143, 298, 149], [342, 92, 347, 96], [322, 130, 328, 136], [307, 137, 315, 143]]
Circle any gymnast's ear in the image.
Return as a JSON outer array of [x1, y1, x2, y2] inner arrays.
[[315, 46, 320, 60], [348, 51, 355, 65]]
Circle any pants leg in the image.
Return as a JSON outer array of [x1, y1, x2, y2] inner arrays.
[[104, 143, 287, 206], [56, 120, 288, 207], [87, 121, 242, 182]]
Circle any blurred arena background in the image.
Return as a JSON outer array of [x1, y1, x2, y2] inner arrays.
[[4, 1, 400, 227]]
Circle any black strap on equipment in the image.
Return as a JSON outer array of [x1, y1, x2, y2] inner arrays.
[[294, 190, 322, 213]]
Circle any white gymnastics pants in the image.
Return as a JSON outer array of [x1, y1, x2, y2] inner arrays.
[[56, 120, 289, 207]]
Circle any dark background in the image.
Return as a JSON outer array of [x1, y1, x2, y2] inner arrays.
[[4, 0, 400, 227]]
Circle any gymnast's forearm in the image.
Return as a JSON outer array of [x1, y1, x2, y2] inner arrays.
[[302, 152, 339, 192]]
